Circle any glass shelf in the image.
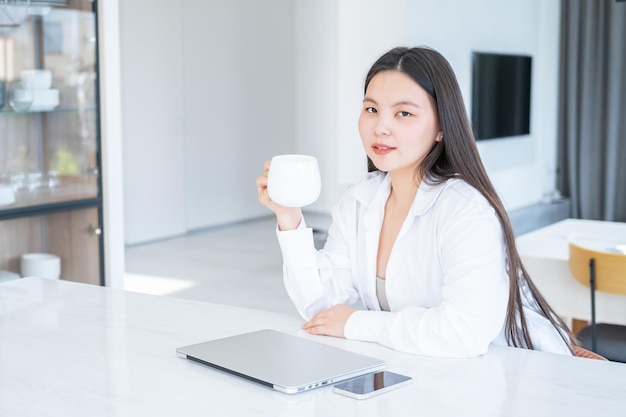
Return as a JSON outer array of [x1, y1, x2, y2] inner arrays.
[[0, 106, 96, 114], [0, 174, 98, 212]]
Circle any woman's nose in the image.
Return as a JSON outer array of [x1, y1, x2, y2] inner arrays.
[[374, 117, 391, 136]]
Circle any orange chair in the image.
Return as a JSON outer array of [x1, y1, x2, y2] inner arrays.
[[568, 243, 626, 362]]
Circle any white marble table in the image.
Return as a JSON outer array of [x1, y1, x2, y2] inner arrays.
[[1, 277, 624, 417], [516, 218, 626, 326]]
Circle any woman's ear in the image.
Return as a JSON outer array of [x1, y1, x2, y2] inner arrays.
[[436, 130, 444, 142]]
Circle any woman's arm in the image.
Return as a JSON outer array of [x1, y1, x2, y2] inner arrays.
[[277, 198, 361, 320]]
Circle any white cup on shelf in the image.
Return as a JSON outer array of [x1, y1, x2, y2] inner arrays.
[[0, 185, 16, 206], [267, 154, 321, 208], [20, 69, 52, 90], [20, 253, 61, 280]]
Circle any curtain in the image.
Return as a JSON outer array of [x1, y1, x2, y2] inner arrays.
[[557, 0, 626, 221]]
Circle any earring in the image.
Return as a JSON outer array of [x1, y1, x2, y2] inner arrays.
[[437, 134, 443, 142]]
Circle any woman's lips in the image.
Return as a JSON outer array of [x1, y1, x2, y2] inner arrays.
[[372, 144, 395, 155]]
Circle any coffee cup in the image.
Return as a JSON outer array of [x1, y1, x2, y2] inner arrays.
[[267, 154, 321, 207]]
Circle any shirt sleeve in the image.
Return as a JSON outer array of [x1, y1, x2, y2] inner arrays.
[[276, 205, 360, 320]]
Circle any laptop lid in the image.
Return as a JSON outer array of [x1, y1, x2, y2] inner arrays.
[[176, 329, 385, 394]]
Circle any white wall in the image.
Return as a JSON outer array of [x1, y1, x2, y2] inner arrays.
[[120, 0, 186, 245], [120, 0, 561, 245], [121, 0, 294, 245], [182, 0, 294, 231], [405, 0, 561, 211]]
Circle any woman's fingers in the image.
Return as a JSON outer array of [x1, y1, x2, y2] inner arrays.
[[256, 161, 271, 206], [301, 305, 355, 338], [257, 160, 302, 230]]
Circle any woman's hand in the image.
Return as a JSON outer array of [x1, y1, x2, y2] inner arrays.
[[301, 305, 356, 338], [256, 160, 302, 230]]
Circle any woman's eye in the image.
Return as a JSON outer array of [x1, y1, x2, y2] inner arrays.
[[398, 111, 411, 117], [365, 107, 377, 114]]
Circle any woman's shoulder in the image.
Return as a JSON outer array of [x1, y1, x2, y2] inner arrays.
[[437, 178, 491, 207], [423, 178, 495, 220]]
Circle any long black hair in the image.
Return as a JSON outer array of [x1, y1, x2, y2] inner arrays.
[[365, 46, 575, 351]]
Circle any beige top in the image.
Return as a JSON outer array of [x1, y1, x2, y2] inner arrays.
[[376, 277, 390, 312]]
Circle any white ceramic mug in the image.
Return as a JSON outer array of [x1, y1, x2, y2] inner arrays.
[[20, 253, 61, 280], [267, 154, 321, 207]]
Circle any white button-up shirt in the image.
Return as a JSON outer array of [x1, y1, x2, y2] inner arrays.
[[277, 171, 571, 357]]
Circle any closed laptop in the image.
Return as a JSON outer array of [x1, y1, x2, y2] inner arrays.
[[176, 329, 385, 394]]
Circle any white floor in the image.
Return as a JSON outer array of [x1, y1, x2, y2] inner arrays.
[[124, 213, 331, 317]]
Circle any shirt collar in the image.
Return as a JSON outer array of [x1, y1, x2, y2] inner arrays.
[[350, 171, 448, 216]]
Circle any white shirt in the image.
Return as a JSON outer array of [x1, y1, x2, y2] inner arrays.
[[277, 172, 571, 357]]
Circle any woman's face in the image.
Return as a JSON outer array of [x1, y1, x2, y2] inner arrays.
[[358, 70, 441, 176]]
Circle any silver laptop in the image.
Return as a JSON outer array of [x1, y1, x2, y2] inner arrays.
[[176, 329, 385, 394]]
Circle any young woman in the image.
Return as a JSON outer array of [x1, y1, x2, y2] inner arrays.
[[256, 46, 576, 357]]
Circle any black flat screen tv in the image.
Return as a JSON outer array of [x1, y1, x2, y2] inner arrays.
[[471, 52, 532, 140]]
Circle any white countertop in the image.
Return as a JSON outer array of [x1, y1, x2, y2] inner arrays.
[[516, 218, 626, 260], [1, 278, 625, 416]]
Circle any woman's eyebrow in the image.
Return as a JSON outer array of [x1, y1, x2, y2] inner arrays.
[[394, 100, 420, 108], [363, 97, 420, 108]]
